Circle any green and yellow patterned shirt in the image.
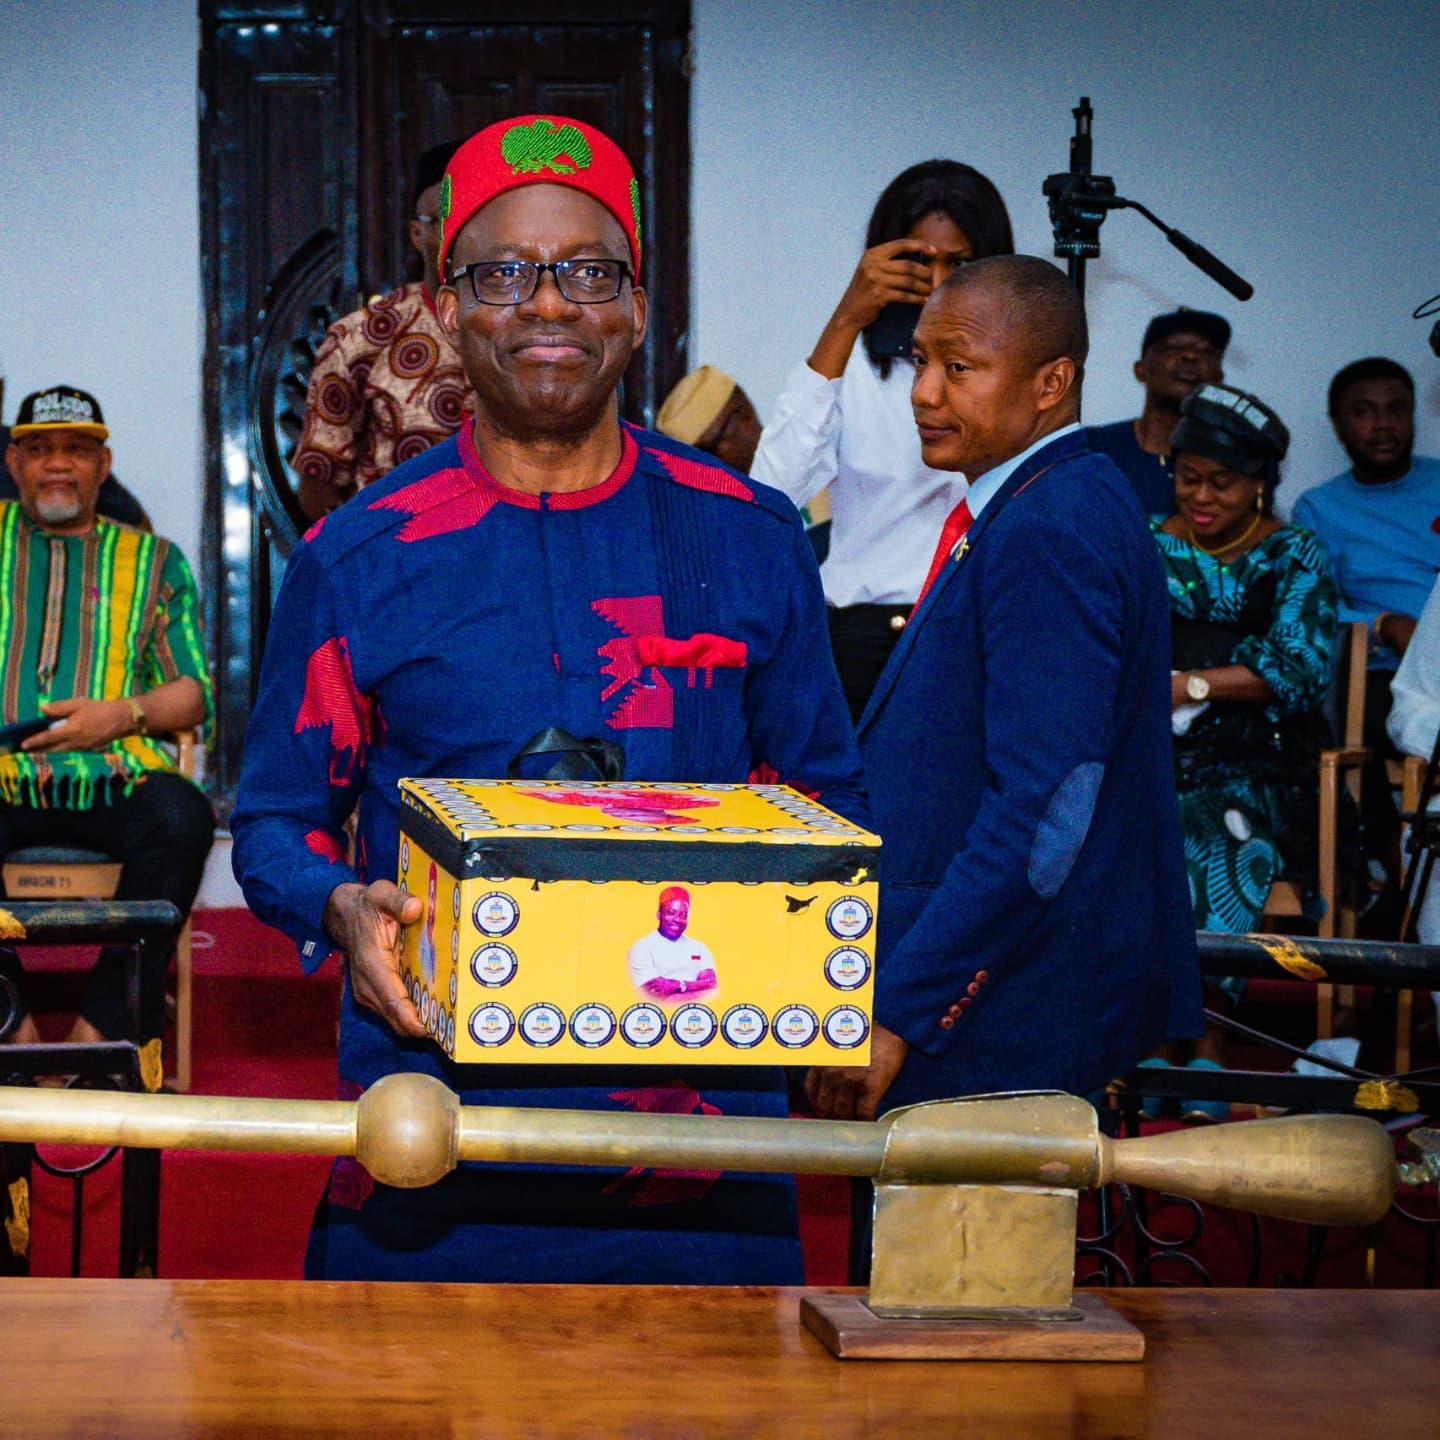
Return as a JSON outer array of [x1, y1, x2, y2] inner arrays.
[[0, 503, 213, 808]]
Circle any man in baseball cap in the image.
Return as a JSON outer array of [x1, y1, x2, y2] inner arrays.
[[232, 114, 865, 1287], [0, 385, 213, 1060], [1086, 308, 1231, 516], [1, 386, 150, 528]]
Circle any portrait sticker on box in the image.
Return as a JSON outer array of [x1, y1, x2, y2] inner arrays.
[[396, 779, 880, 1065]]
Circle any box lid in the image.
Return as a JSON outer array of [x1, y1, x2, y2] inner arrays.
[[398, 779, 879, 885]]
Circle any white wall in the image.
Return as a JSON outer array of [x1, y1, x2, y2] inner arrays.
[[3, 1, 1434, 549], [0, 0, 203, 559], [692, 0, 1440, 508]]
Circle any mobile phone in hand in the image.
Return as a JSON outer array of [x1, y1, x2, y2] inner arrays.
[[0, 718, 54, 755], [866, 249, 928, 359]]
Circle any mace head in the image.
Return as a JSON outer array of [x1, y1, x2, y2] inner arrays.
[[355, 1072, 460, 1188]]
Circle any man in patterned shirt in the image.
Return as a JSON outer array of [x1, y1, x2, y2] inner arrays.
[[0, 386, 213, 1053], [294, 142, 466, 522]]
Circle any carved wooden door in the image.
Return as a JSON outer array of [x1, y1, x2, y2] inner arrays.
[[200, 0, 690, 808]]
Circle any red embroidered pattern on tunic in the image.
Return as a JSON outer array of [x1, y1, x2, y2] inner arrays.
[[636, 633, 747, 676], [602, 1081, 723, 1206], [644, 446, 754, 502], [304, 828, 347, 863], [294, 636, 378, 786], [367, 465, 499, 543], [593, 594, 676, 729]]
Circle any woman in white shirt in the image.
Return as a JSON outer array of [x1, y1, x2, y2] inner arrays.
[[751, 160, 1013, 719]]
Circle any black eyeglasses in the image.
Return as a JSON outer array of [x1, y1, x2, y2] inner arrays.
[[451, 258, 632, 306]]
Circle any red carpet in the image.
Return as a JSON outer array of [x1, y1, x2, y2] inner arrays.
[[19, 910, 1437, 1286]]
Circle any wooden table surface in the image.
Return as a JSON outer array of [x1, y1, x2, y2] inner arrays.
[[3, 1281, 1437, 1438]]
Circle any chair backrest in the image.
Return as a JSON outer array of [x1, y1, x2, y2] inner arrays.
[[1324, 621, 1369, 750]]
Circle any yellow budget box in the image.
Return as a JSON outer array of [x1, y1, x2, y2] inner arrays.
[[397, 778, 880, 1065]]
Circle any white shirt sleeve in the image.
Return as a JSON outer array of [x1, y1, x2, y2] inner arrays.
[[750, 360, 842, 508], [627, 933, 663, 987], [1387, 576, 1440, 760]]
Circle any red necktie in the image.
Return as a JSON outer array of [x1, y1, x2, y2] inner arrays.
[[915, 497, 974, 608]]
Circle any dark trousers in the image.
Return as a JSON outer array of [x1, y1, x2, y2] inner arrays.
[[827, 604, 912, 725], [0, 772, 215, 1040]]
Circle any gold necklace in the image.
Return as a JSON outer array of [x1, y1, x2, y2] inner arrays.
[[1187, 510, 1262, 557]]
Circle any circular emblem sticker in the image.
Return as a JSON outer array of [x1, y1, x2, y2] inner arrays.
[[451, 887, 462, 921], [671, 1003, 718, 1049], [473, 892, 519, 937], [449, 929, 459, 964], [824, 1005, 870, 1050], [826, 896, 873, 941], [721, 1004, 768, 1049], [824, 947, 871, 990], [620, 1003, 667, 1048], [471, 943, 517, 987], [448, 970, 458, 1006], [399, 838, 410, 874], [444, 1014, 455, 1054], [569, 1003, 618, 1048], [773, 1004, 820, 1049], [519, 1002, 566, 1048], [468, 1002, 515, 1048]]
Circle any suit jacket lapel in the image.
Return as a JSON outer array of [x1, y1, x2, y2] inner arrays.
[[857, 429, 1089, 736]]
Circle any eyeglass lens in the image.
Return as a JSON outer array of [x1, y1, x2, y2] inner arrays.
[[461, 259, 627, 305]]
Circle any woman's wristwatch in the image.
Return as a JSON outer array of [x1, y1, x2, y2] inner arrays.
[[1184, 672, 1211, 702], [125, 696, 148, 736]]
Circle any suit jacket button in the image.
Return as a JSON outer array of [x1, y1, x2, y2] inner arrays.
[[966, 982, 981, 997], [948, 1003, 962, 1016], [958, 997, 971, 1009], [975, 970, 990, 983], [889, 613, 907, 633], [939, 1016, 955, 1030]]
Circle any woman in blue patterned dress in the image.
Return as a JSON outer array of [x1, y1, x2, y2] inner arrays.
[[1149, 385, 1336, 1112]]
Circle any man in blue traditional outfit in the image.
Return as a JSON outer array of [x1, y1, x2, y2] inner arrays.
[[808, 256, 1202, 1126], [231, 116, 867, 1283]]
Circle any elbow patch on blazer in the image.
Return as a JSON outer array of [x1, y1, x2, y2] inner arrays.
[[1027, 761, 1104, 899]]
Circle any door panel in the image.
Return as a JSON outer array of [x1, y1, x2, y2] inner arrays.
[[200, 1, 690, 810]]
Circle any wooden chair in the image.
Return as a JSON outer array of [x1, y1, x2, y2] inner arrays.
[[1388, 752, 1431, 1071], [1260, 623, 1369, 1036], [1, 729, 199, 1091]]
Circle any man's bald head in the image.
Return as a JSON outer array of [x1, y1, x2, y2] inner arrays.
[[937, 255, 1088, 386], [910, 255, 1086, 479]]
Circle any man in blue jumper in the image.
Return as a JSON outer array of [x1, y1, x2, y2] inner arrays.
[[1294, 357, 1440, 916], [231, 115, 867, 1285]]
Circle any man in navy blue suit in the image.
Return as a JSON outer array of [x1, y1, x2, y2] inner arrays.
[[808, 256, 1202, 1124]]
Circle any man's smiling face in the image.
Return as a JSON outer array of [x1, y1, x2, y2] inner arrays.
[[437, 184, 647, 441]]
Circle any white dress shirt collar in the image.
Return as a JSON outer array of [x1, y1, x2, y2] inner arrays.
[[965, 423, 1082, 521]]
